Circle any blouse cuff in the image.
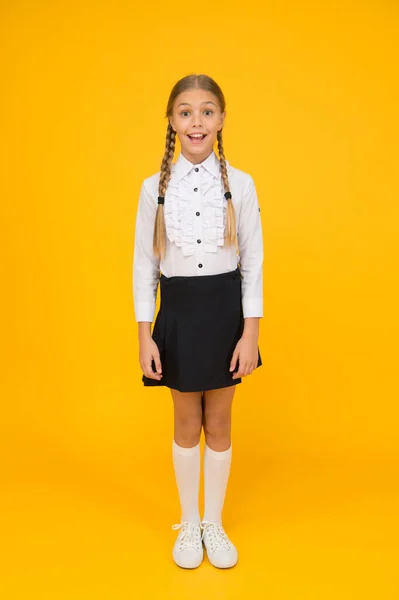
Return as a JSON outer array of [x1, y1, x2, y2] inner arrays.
[[242, 297, 264, 319], [134, 301, 156, 323]]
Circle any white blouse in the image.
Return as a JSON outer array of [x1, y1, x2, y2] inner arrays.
[[133, 150, 264, 322]]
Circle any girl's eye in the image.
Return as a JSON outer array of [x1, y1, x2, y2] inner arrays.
[[180, 110, 214, 116]]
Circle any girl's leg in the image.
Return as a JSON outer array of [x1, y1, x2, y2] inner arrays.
[[202, 385, 236, 524], [170, 388, 203, 524]]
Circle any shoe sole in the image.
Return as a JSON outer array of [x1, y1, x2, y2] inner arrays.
[[173, 558, 203, 569], [207, 558, 238, 569]]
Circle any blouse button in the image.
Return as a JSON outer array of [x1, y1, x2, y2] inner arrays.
[[197, 239, 201, 244], [198, 263, 203, 268], [196, 211, 200, 216], [195, 167, 199, 172], [194, 187, 198, 192]]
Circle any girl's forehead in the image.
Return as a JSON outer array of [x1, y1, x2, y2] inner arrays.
[[174, 89, 220, 107]]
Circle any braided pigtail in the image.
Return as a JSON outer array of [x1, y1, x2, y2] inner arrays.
[[153, 122, 176, 260], [217, 130, 238, 249]]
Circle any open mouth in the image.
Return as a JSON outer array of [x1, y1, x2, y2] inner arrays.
[[187, 134, 207, 145]]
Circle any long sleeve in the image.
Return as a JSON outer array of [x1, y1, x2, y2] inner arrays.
[[238, 174, 264, 318], [133, 180, 160, 322]]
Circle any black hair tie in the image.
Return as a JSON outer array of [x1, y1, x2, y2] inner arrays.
[[224, 191, 232, 200], [158, 196, 165, 205]]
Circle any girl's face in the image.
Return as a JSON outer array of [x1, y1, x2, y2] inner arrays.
[[169, 88, 225, 164]]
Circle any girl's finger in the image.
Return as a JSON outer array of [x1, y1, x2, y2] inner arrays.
[[144, 361, 158, 379], [232, 366, 241, 379], [153, 354, 162, 374], [234, 363, 246, 378], [229, 349, 239, 372], [247, 362, 256, 375], [145, 369, 161, 380]]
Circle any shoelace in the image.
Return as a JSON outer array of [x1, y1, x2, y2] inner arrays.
[[200, 521, 232, 552], [172, 521, 202, 551]]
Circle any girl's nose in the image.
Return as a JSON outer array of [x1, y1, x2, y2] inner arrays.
[[191, 115, 204, 127]]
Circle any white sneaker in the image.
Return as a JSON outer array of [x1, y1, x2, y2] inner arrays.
[[172, 521, 204, 569], [201, 521, 238, 568]]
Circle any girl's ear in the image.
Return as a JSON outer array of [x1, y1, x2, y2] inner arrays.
[[169, 118, 176, 132], [218, 112, 226, 131]]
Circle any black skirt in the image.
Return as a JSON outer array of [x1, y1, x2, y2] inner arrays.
[[142, 267, 262, 393]]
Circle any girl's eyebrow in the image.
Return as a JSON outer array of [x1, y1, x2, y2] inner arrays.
[[177, 101, 217, 108]]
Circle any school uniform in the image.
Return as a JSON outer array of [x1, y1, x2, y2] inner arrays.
[[133, 149, 263, 393]]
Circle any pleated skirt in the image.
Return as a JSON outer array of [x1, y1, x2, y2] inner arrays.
[[142, 267, 262, 393]]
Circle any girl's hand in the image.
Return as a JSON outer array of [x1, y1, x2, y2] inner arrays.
[[229, 333, 258, 379], [139, 335, 163, 380]]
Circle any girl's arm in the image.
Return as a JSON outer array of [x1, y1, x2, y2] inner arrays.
[[238, 174, 264, 321], [133, 180, 163, 380], [242, 316, 260, 338], [133, 180, 161, 324], [230, 175, 264, 378]]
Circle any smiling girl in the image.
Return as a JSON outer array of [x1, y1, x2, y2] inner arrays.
[[133, 73, 264, 569]]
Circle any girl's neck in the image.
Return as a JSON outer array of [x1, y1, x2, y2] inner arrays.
[[181, 149, 213, 166]]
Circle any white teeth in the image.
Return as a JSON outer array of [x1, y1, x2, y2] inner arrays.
[[189, 134, 205, 138]]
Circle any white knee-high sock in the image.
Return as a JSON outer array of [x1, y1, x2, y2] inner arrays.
[[203, 443, 232, 524], [172, 440, 201, 524]]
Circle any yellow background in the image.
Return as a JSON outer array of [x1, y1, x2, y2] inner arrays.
[[1, 0, 398, 598]]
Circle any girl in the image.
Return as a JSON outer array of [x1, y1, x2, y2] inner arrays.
[[133, 74, 263, 569]]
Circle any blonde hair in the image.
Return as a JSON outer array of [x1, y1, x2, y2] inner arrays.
[[153, 73, 237, 260]]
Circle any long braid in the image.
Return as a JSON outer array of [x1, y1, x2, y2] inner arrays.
[[217, 130, 238, 248], [153, 122, 176, 259]]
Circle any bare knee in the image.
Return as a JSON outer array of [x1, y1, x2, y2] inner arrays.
[[203, 414, 231, 449], [174, 414, 202, 446]]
